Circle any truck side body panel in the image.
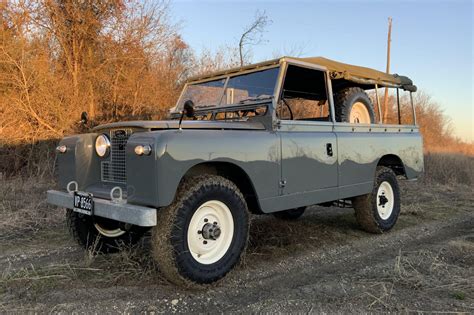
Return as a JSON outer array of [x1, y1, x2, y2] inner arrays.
[[57, 124, 423, 214], [254, 124, 423, 213]]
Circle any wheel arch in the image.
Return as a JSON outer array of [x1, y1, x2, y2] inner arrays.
[[377, 154, 407, 178], [182, 161, 264, 214]]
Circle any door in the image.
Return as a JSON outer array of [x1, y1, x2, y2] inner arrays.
[[276, 65, 338, 198], [280, 123, 338, 195]]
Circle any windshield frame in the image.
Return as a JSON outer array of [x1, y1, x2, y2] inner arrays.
[[173, 64, 281, 113]]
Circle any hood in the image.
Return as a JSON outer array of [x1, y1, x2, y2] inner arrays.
[[92, 120, 266, 132]]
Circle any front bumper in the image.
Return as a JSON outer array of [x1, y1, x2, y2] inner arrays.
[[46, 190, 157, 227]]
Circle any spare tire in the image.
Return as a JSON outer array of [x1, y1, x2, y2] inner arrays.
[[334, 87, 375, 124]]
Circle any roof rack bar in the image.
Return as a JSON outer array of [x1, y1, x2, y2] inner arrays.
[[410, 92, 417, 125], [396, 88, 401, 125], [375, 84, 382, 124]]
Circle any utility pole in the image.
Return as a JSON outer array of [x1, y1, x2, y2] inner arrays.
[[383, 17, 392, 123]]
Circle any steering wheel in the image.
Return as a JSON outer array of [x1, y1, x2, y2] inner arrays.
[[282, 99, 294, 120]]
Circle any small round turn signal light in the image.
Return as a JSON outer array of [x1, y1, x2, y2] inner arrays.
[[134, 145, 152, 156], [56, 145, 67, 153]]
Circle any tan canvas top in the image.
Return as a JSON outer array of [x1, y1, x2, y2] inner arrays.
[[188, 56, 416, 92]]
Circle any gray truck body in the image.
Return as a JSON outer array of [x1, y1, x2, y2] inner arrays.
[[47, 57, 424, 225]]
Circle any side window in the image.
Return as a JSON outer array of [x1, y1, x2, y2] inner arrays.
[[278, 65, 330, 121]]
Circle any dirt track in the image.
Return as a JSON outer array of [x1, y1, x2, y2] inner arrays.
[[1, 181, 473, 313]]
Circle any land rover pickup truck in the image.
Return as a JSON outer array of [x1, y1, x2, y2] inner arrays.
[[47, 56, 423, 285]]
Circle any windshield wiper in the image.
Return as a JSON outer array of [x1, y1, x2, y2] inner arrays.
[[189, 104, 215, 109], [238, 96, 273, 104]]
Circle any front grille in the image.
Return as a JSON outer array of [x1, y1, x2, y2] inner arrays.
[[101, 129, 132, 184]]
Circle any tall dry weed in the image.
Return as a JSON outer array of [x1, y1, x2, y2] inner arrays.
[[423, 153, 474, 186], [0, 176, 61, 234]]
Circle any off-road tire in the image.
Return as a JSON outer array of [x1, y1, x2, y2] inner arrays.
[[66, 210, 147, 253], [273, 207, 306, 220], [334, 87, 375, 123], [151, 175, 249, 286], [352, 167, 400, 233]]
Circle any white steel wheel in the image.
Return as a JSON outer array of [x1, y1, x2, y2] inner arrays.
[[187, 200, 234, 265], [350, 101, 371, 124], [94, 223, 127, 238], [376, 181, 395, 220]]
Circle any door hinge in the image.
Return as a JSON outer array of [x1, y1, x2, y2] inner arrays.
[[279, 180, 287, 188], [274, 119, 282, 129]]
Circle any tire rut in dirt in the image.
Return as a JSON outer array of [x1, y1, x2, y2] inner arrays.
[[218, 216, 474, 312]]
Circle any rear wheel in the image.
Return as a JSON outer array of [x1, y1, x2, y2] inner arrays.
[[66, 210, 147, 253], [352, 167, 400, 233], [152, 175, 249, 285], [273, 207, 306, 220]]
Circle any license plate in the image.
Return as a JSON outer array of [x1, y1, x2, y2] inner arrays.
[[73, 191, 94, 216]]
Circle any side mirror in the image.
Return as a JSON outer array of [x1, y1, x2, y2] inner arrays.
[[178, 100, 195, 131], [183, 100, 195, 118], [80, 111, 88, 124]]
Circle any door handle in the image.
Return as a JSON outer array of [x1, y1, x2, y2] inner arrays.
[[326, 143, 333, 157]]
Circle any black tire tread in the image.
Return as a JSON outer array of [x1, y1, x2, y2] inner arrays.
[[353, 166, 400, 234], [66, 210, 146, 253], [334, 87, 375, 123], [151, 175, 249, 286], [66, 209, 89, 248], [273, 207, 306, 220]]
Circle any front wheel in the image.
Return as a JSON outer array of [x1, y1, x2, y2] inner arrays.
[[66, 210, 147, 253], [352, 167, 401, 233], [152, 175, 249, 285]]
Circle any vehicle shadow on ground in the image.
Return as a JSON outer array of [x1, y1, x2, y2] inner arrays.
[[246, 207, 361, 260], [41, 206, 366, 289]]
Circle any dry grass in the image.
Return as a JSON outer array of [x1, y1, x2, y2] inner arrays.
[[0, 176, 61, 236], [0, 237, 164, 300], [392, 248, 472, 292], [422, 153, 474, 186], [360, 239, 474, 311], [82, 237, 164, 284]]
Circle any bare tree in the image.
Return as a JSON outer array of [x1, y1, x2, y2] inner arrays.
[[238, 10, 271, 67], [272, 42, 308, 59]]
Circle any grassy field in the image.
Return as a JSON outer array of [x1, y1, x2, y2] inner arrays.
[[0, 153, 473, 313]]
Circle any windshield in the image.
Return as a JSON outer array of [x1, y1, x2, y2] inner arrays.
[[176, 67, 280, 110]]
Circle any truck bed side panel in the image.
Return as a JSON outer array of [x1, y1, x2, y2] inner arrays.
[[335, 124, 423, 199]]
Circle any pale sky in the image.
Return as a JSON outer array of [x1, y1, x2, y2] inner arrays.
[[170, 0, 473, 142]]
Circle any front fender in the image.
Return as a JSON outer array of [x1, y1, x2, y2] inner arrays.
[[126, 129, 280, 208]]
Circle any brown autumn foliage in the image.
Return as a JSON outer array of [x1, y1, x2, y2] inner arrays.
[[0, 0, 239, 175], [0, 1, 471, 177]]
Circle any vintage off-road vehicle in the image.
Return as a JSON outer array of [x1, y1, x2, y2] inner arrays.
[[47, 56, 423, 285]]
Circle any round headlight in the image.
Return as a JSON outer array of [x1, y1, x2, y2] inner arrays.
[[95, 134, 110, 157]]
